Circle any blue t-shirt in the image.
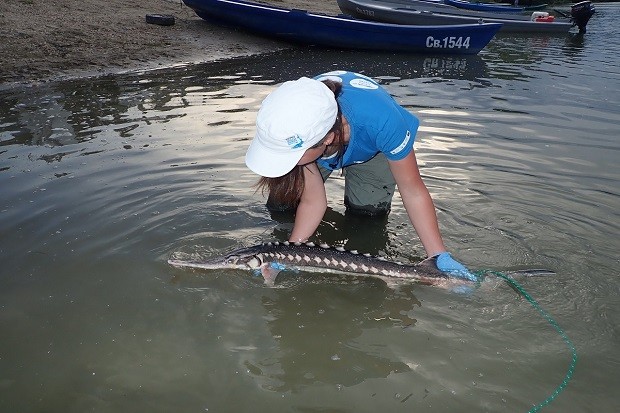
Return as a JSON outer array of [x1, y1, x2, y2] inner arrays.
[[313, 71, 419, 170]]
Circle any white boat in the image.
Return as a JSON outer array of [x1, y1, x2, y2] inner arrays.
[[337, 0, 595, 34], [443, 0, 548, 14]]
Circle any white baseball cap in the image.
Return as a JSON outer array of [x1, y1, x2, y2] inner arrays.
[[245, 77, 338, 178]]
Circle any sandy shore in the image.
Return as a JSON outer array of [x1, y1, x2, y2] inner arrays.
[[0, 0, 341, 88]]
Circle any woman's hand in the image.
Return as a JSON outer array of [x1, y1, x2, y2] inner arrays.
[[289, 163, 328, 242], [434, 252, 477, 281]]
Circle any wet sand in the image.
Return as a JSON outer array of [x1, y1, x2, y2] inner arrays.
[[0, 0, 341, 88]]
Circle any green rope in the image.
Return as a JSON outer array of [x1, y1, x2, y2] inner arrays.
[[474, 270, 578, 412]]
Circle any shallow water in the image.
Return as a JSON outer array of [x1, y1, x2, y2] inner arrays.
[[1, 4, 619, 412]]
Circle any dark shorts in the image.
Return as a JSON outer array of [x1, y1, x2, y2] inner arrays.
[[320, 153, 395, 217]]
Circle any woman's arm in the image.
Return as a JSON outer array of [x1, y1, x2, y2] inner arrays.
[[289, 162, 328, 242], [388, 150, 447, 257]]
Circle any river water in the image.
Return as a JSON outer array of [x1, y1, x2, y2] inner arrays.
[[1, 3, 618, 412]]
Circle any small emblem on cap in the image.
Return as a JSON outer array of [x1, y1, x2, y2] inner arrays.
[[286, 135, 304, 149]]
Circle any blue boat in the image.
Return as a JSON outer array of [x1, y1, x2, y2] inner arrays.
[[181, 0, 502, 55]]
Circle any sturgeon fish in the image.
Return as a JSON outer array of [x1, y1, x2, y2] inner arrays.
[[168, 241, 456, 286]]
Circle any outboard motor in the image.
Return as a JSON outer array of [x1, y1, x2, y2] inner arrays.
[[571, 1, 595, 34]]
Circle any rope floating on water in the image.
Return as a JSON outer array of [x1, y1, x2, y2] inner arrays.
[[475, 270, 578, 412]]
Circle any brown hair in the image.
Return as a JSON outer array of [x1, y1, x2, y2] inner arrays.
[[255, 79, 346, 208]]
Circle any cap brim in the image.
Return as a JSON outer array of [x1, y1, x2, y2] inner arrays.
[[245, 136, 306, 178]]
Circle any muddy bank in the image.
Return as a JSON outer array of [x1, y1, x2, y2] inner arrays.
[[0, 0, 341, 88]]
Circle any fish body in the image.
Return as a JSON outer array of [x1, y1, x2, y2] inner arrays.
[[168, 241, 450, 286]]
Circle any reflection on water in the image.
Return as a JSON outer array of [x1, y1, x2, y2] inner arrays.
[[1, 5, 620, 412], [0, 49, 490, 151], [251, 284, 415, 392]]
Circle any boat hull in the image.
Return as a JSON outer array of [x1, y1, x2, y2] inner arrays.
[[182, 0, 502, 55], [337, 0, 579, 33]]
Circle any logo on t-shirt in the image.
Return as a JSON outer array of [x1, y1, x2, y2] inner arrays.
[[349, 78, 378, 90], [390, 130, 411, 155]]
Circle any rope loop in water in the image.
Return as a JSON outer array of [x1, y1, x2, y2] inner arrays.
[[473, 270, 578, 413]]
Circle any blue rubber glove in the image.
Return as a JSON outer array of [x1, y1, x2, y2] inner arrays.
[[435, 252, 477, 282]]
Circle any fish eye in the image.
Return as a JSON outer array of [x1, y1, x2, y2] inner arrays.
[[226, 255, 240, 264], [247, 256, 261, 269]]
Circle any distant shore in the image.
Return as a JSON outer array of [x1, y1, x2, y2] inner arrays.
[[0, 0, 341, 88]]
